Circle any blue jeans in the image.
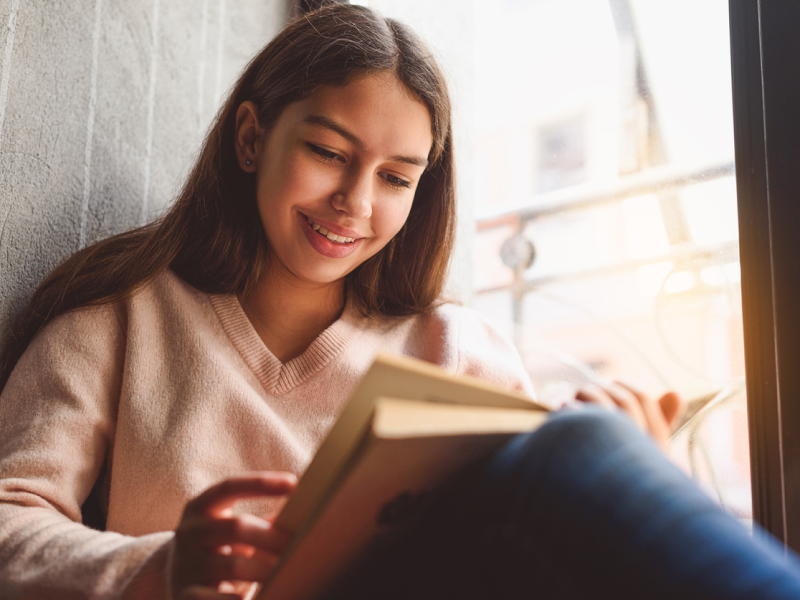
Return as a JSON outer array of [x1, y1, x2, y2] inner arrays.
[[325, 408, 800, 599]]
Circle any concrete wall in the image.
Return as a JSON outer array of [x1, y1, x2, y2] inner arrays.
[[0, 0, 288, 328]]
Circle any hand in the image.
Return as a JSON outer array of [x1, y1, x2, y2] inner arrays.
[[172, 473, 298, 600], [575, 382, 684, 450]]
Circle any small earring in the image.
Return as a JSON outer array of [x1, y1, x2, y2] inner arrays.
[[245, 159, 251, 166]]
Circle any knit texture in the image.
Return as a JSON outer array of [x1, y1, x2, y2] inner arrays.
[[0, 270, 534, 599]]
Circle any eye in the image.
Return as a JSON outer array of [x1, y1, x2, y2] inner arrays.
[[381, 172, 412, 190], [306, 142, 345, 163]]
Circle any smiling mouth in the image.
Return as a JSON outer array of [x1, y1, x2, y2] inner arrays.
[[306, 217, 357, 244]]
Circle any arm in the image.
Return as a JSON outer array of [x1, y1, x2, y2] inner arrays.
[[0, 303, 173, 599], [0, 303, 297, 600], [446, 306, 683, 447], [451, 307, 537, 399]]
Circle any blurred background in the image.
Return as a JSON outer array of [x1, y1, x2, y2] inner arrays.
[[366, 0, 748, 520]]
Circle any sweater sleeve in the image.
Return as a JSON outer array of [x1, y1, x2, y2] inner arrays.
[[452, 307, 537, 400], [0, 303, 173, 600]]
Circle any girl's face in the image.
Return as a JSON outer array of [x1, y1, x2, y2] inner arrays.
[[239, 72, 433, 288]]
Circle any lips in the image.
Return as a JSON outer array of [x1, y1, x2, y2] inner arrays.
[[298, 213, 363, 259], [305, 216, 356, 244]]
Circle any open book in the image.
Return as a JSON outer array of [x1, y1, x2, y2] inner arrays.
[[254, 353, 548, 600]]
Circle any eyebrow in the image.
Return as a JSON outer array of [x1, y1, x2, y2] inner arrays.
[[302, 114, 429, 168]]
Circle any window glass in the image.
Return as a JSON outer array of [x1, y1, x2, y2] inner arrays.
[[368, 0, 748, 521]]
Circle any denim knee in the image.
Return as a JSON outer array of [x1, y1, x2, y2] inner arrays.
[[488, 406, 660, 486]]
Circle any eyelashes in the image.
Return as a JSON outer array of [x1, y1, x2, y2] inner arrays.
[[381, 173, 411, 190], [306, 142, 345, 163], [305, 142, 412, 190]]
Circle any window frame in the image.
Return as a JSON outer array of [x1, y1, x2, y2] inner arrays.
[[729, 0, 800, 549]]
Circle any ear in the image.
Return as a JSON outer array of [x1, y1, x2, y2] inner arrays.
[[234, 101, 263, 173]]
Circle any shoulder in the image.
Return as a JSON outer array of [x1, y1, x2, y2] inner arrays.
[[433, 303, 535, 397], [363, 302, 536, 399], [1, 268, 219, 407], [22, 269, 214, 365], [118, 268, 219, 329], [26, 301, 124, 362], [130, 268, 211, 310], [1, 297, 126, 412]]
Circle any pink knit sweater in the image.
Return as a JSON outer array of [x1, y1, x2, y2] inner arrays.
[[0, 270, 534, 599]]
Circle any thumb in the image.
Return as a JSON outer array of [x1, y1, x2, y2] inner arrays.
[[659, 391, 684, 427]]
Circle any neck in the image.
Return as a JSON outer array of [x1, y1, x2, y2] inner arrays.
[[240, 262, 345, 363]]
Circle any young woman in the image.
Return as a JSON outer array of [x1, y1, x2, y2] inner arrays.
[[1, 4, 799, 600]]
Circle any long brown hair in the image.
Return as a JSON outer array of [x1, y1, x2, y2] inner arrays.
[[0, 4, 455, 390]]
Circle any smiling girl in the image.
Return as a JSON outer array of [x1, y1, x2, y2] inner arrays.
[[0, 5, 531, 598], [235, 69, 437, 363], [1, 4, 800, 600]]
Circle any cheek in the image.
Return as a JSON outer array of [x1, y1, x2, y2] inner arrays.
[[285, 158, 335, 200], [256, 155, 337, 216], [373, 199, 413, 244]]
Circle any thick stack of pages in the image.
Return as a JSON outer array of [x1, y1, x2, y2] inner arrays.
[[256, 353, 548, 600]]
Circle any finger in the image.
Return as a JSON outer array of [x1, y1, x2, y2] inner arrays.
[[217, 546, 281, 573], [613, 380, 645, 397], [601, 382, 648, 430], [194, 552, 280, 587], [575, 384, 617, 411], [187, 473, 298, 518], [223, 543, 255, 558], [659, 391, 685, 427], [615, 381, 669, 446], [577, 384, 647, 431], [251, 545, 285, 568], [177, 586, 241, 600], [180, 515, 292, 554]]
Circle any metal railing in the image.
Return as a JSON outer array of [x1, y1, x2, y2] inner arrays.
[[473, 158, 743, 504], [476, 159, 735, 229], [474, 159, 737, 337]]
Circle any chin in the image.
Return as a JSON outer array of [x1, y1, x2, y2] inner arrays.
[[292, 266, 352, 287]]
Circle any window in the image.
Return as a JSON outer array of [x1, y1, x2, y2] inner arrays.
[[537, 117, 587, 193], [353, 0, 800, 549], [370, 0, 748, 520]]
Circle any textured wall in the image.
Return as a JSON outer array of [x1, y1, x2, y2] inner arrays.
[[0, 0, 288, 328]]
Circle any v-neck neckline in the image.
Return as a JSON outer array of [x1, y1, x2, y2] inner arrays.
[[210, 293, 365, 395]]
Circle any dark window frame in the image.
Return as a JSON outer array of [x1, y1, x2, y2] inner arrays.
[[729, 0, 800, 550]]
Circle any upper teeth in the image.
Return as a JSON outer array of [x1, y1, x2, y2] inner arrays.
[[307, 217, 356, 244]]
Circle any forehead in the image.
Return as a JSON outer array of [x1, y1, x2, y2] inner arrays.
[[284, 72, 433, 158]]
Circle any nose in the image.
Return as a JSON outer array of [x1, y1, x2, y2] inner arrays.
[[331, 169, 373, 220]]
